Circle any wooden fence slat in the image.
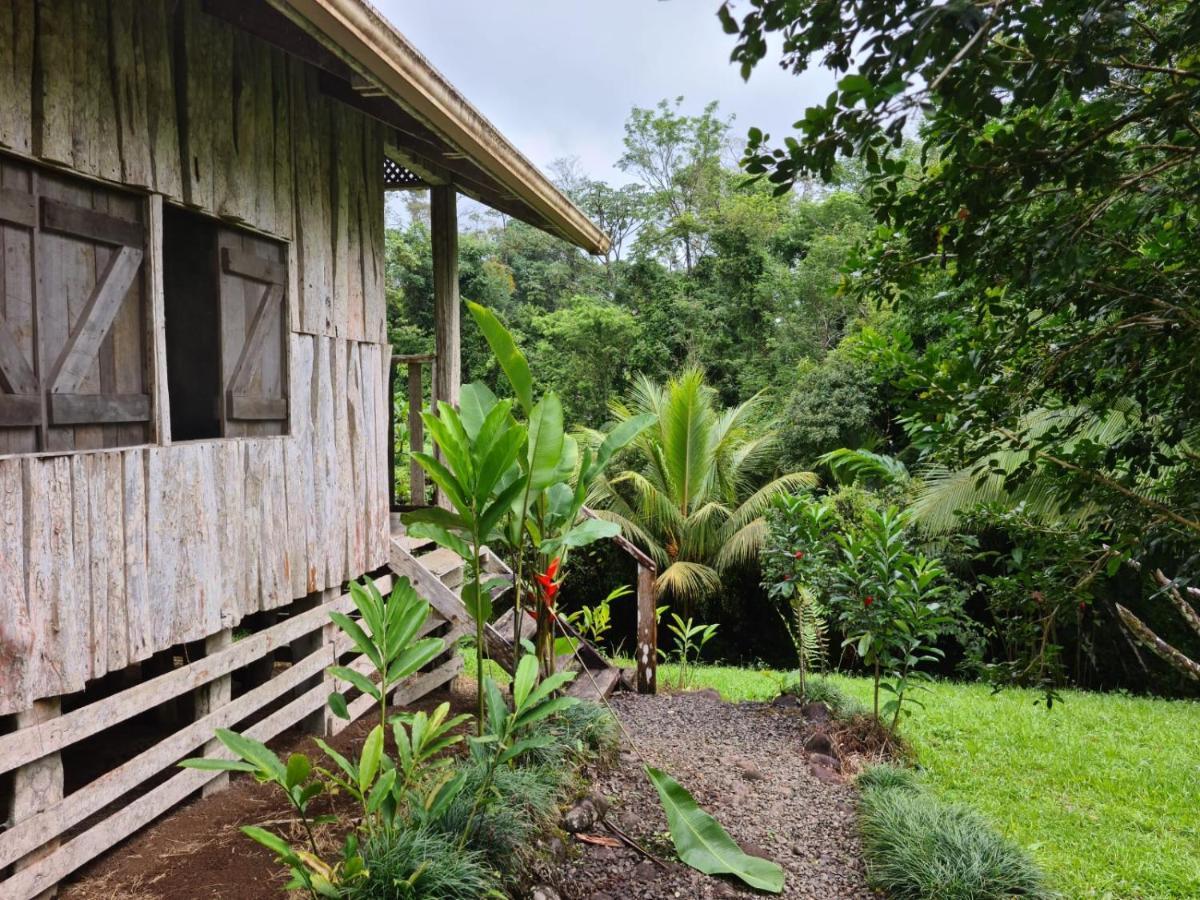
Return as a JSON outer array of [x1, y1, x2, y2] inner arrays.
[[0, 574, 394, 777], [0, 635, 330, 872], [1, 676, 332, 900]]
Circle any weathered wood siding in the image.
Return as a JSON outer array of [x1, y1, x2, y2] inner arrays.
[[0, 337, 390, 715], [0, 0, 386, 342], [0, 0, 393, 715]]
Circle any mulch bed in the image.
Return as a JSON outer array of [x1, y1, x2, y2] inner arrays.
[[63, 682, 879, 899], [542, 689, 880, 900]]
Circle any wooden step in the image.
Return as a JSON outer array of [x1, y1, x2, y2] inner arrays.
[[566, 667, 621, 703], [416, 546, 465, 579]]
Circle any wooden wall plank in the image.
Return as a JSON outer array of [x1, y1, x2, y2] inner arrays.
[[110, 0, 153, 188], [0, 0, 34, 155], [142, 0, 182, 200], [178, 0, 216, 211], [69, 456, 95, 679], [24, 457, 86, 697], [33, 0, 72, 165], [0, 458, 32, 715], [123, 449, 152, 662]]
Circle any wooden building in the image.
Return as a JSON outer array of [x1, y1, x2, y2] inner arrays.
[[0, 2, 607, 895]]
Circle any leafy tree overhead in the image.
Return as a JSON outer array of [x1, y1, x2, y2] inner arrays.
[[722, 0, 1200, 677]]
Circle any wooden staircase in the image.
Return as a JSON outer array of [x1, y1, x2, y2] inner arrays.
[[387, 513, 623, 703]]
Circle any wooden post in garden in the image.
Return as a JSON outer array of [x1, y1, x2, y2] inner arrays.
[[636, 563, 658, 695]]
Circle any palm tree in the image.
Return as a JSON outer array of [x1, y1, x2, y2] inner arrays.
[[586, 368, 816, 615]]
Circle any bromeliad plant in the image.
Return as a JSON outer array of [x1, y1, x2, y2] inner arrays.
[[832, 506, 956, 737]]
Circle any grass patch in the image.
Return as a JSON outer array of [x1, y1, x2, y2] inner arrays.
[[858, 771, 1052, 900], [666, 663, 1200, 899]]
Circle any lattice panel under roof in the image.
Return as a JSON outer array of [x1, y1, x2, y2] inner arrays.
[[383, 156, 424, 188]]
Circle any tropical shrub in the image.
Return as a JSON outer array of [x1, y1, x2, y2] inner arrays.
[[588, 367, 816, 616], [832, 507, 957, 735], [407, 303, 650, 680], [760, 493, 837, 697]]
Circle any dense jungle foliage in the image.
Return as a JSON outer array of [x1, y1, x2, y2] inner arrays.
[[389, 0, 1200, 698]]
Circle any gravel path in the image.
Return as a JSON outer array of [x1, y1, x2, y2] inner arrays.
[[547, 689, 878, 900]]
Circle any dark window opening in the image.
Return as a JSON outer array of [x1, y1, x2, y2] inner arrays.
[[163, 206, 222, 441]]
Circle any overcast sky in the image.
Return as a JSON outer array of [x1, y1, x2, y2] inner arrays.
[[373, 0, 836, 187]]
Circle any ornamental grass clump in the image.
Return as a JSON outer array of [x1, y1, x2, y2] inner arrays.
[[858, 766, 1052, 899], [348, 828, 500, 900]]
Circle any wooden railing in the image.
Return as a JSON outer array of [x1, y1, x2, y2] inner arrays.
[[582, 506, 659, 694], [390, 353, 436, 509]]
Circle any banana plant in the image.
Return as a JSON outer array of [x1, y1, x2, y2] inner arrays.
[[325, 576, 446, 730], [403, 394, 527, 733]]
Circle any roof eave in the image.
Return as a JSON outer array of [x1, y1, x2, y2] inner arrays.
[[283, 0, 611, 256]]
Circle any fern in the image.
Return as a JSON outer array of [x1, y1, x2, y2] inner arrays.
[[778, 585, 828, 697]]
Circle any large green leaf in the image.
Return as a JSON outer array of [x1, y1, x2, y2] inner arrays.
[[588, 413, 656, 479], [468, 301, 533, 413], [459, 382, 500, 441], [646, 766, 784, 893], [526, 393, 565, 491], [541, 517, 620, 554]]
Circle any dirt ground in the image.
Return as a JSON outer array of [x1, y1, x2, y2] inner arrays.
[[63, 682, 877, 899], [60, 686, 469, 900]]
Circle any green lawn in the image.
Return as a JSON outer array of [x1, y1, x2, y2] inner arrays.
[[646, 662, 1200, 899], [464, 650, 1200, 897]]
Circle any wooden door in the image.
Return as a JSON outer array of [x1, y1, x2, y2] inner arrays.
[[217, 228, 288, 438]]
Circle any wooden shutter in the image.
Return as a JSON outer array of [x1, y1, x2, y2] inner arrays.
[[217, 228, 288, 438], [0, 158, 149, 454]]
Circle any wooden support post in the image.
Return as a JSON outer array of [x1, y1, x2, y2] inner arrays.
[[295, 588, 339, 737], [636, 564, 658, 695], [431, 186, 459, 510], [407, 361, 425, 503], [11, 699, 64, 899], [196, 627, 233, 798]]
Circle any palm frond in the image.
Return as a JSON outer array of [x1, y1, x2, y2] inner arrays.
[[819, 448, 910, 485], [714, 518, 767, 570], [724, 470, 819, 536], [657, 560, 723, 606]]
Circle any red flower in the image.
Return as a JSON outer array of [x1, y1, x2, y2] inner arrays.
[[534, 557, 561, 606], [1079, 600, 1087, 612], [864, 595, 875, 607], [794, 550, 805, 560], [782, 574, 792, 581]]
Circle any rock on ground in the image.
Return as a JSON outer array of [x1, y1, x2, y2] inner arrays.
[[549, 690, 879, 899]]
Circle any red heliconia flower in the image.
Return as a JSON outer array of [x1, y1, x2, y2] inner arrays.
[[864, 595, 875, 607], [794, 550, 805, 560], [534, 557, 562, 606]]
